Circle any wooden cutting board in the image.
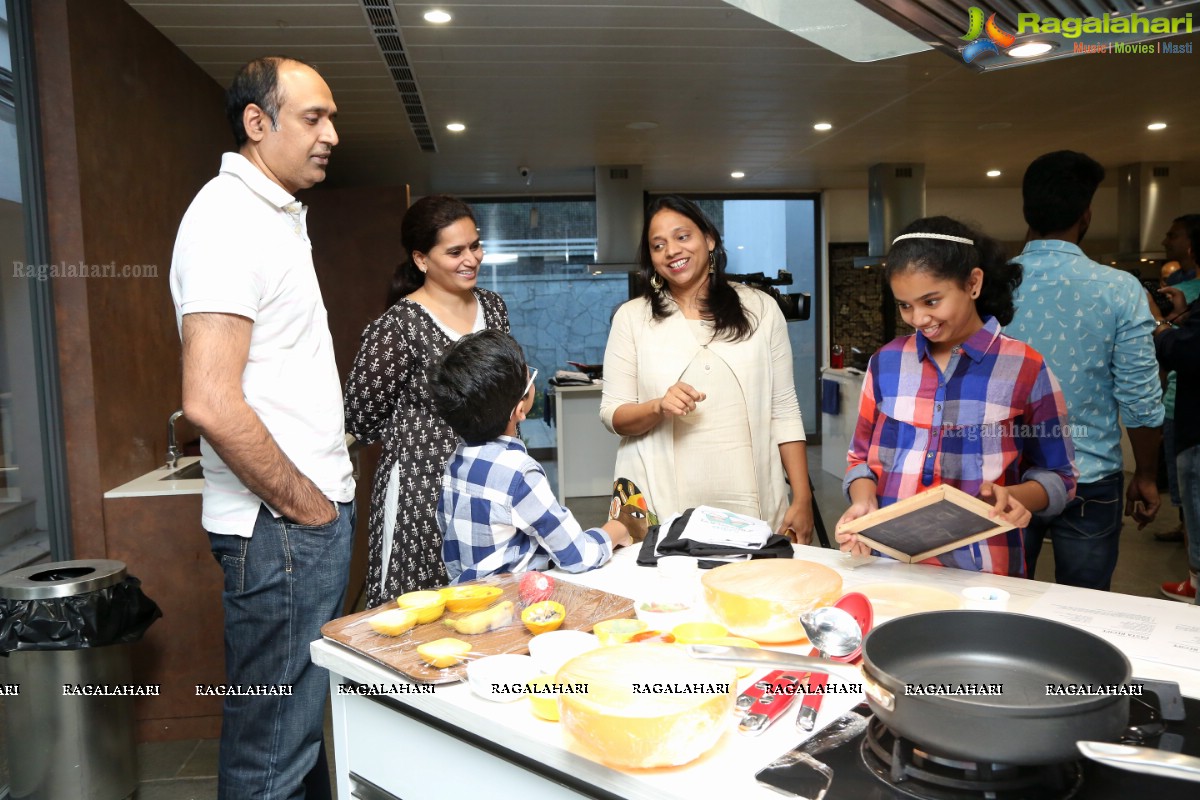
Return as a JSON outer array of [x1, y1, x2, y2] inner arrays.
[[321, 573, 635, 684]]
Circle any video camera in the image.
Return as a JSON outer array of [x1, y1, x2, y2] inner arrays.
[[1141, 279, 1176, 318], [726, 270, 811, 321]]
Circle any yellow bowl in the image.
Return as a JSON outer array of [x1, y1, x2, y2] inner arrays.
[[526, 675, 561, 721], [592, 618, 649, 646], [671, 621, 729, 644], [396, 591, 446, 624]]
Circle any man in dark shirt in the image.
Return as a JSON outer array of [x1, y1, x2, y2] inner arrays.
[[1152, 213, 1200, 605]]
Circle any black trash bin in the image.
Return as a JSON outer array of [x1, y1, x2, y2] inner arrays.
[[0, 559, 161, 800]]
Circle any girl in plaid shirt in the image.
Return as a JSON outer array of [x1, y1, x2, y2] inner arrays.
[[835, 217, 1076, 577]]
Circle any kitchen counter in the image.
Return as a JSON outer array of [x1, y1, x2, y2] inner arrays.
[[554, 381, 619, 498], [104, 456, 204, 498], [819, 368, 864, 478], [312, 547, 1200, 800]]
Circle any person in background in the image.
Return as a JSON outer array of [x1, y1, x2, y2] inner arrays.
[[345, 195, 509, 607], [836, 216, 1076, 577], [599, 195, 813, 542], [430, 329, 645, 582], [1005, 150, 1164, 591], [1152, 228, 1200, 549], [1150, 213, 1200, 603], [171, 56, 353, 799]]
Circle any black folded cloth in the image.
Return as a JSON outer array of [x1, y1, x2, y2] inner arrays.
[[636, 508, 795, 569]]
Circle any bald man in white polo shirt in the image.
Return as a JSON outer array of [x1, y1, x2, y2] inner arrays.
[[170, 56, 353, 800]]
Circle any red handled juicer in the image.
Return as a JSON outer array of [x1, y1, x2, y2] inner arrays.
[[796, 592, 873, 733]]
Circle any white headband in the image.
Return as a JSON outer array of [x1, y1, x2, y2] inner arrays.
[[892, 232, 975, 246]]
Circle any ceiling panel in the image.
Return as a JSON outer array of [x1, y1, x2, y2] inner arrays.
[[125, 0, 1200, 194]]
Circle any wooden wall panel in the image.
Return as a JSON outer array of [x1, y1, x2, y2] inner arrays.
[[66, 0, 227, 495], [104, 494, 223, 741]]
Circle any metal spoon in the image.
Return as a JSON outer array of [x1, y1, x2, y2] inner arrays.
[[798, 606, 863, 659]]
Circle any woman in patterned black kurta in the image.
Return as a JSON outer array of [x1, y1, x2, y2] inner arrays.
[[345, 196, 509, 607]]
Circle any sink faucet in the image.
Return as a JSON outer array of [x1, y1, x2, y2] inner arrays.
[[167, 409, 184, 469]]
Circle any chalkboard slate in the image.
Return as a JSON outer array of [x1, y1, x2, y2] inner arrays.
[[841, 485, 1014, 563]]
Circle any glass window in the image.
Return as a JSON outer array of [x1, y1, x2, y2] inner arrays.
[[468, 195, 820, 466], [0, 2, 58, 559], [469, 198, 628, 428]]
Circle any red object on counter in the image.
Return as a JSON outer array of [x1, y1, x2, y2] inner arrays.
[[796, 592, 873, 732], [831, 344, 844, 369]]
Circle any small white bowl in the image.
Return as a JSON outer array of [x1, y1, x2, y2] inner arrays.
[[466, 654, 541, 702], [633, 596, 701, 632], [527, 630, 600, 676]]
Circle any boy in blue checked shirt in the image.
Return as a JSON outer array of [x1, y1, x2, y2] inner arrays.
[[430, 329, 646, 582]]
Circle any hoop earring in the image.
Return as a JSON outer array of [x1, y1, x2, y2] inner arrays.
[[650, 274, 663, 291], [708, 251, 716, 274]]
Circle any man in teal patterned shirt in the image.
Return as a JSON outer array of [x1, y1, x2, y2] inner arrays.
[[1005, 150, 1164, 591]]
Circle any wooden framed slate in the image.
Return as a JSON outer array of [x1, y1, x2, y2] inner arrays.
[[840, 484, 1014, 562]]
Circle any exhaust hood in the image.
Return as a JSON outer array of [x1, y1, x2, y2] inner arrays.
[[726, 0, 1200, 72], [591, 165, 643, 274], [1103, 162, 1181, 268], [853, 163, 926, 268]]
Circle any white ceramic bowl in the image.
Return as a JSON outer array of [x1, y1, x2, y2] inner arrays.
[[466, 654, 541, 702], [526, 630, 600, 676], [633, 595, 702, 633]]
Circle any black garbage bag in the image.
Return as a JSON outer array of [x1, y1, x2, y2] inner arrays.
[[0, 575, 161, 655]]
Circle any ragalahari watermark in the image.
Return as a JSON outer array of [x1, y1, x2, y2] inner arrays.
[[12, 260, 158, 281]]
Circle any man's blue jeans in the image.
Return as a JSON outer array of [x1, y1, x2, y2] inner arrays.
[[1174, 445, 1200, 604], [1023, 472, 1123, 591], [209, 500, 354, 800]]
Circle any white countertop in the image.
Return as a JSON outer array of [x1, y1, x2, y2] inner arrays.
[[311, 546, 1200, 800], [104, 456, 204, 498]]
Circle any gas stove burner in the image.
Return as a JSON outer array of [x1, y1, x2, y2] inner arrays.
[[861, 717, 1084, 800]]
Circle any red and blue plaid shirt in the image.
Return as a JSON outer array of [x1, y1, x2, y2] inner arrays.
[[844, 317, 1077, 577]]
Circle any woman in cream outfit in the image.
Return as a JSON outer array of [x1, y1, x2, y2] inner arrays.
[[599, 195, 813, 542]]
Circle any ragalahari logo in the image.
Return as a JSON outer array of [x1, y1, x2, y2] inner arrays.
[[961, 7, 1016, 63]]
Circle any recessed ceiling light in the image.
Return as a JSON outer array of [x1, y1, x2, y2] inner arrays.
[[424, 10, 452, 24], [813, 122, 833, 132], [1147, 122, 1168, 131], [1008, 41, 1054, 58], [731, 171, 745, 179], [626, 121, 658, 130], [986, 169, 1002, 178], [446, 122, 466, 132]]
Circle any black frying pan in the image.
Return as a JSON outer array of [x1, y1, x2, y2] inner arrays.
[[690, 610, 1135, 765], [860, 610, 1132, 764]]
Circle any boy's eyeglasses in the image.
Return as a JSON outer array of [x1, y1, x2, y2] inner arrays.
[[522, 367, 538, 399]]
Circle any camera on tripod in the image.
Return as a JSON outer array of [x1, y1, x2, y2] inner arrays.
[[726, 270, 811, 321]]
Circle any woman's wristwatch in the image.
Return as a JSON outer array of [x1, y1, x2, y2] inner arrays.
[[1154, 319, 1177, 335]]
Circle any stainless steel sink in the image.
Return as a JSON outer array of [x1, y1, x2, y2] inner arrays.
[[159, 462, 203, 481]]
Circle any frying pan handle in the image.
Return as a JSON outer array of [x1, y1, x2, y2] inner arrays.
[[685, 645, 860, 681], [1077, 742, 1200, 783], [860, 669, 895, 712]]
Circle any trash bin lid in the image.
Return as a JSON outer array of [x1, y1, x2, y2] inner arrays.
[[0, 559, 128, 599]]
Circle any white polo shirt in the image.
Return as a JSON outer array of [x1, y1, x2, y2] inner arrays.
[[170, 152, 355, 536]]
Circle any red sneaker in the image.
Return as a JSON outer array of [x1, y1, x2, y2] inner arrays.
[[1160, 579, 1197, 602]]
